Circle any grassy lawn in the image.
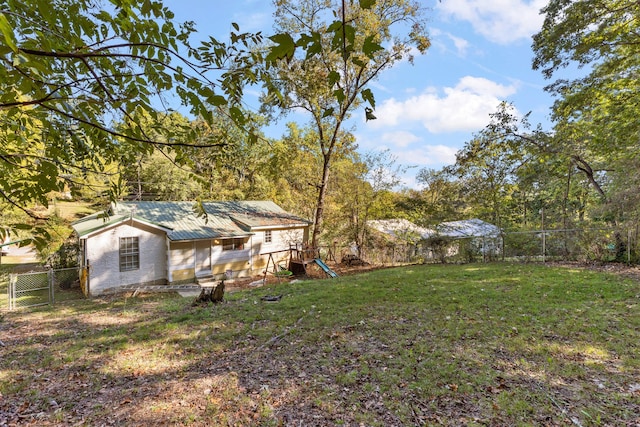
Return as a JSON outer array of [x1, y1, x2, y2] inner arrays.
[[49, 200, 97, 221], [1, 263, 639, 426]]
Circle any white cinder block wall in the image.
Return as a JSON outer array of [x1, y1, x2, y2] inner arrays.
[[85, 222, 167, 295]]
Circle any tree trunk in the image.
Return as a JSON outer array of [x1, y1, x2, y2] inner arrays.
[[311, 155, 331, 247], [572, 155, 607, 201], [563, 162, 572, 230]]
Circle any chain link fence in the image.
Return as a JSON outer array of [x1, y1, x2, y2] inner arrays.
[[7, 267, 85, 310], [355, 227, 638, 266], [503, 228, 637, 264]]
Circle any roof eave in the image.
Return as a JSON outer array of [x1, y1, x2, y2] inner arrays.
[[75, 216, 172, 239], [249, 223, 310, 231]]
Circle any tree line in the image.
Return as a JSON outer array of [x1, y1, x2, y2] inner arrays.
[[1, 0, 638, 260]]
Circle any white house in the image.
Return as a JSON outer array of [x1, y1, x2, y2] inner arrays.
[[72, 201, 310, 295]]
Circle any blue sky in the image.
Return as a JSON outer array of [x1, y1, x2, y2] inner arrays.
[[167, 0, 556, 188]]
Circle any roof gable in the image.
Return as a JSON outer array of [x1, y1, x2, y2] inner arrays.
[[71, 211, 170, 238]]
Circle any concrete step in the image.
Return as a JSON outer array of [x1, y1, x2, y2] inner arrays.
[[196, 274, 215, 284]]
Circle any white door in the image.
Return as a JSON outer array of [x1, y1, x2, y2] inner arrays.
[[195, 240, 211, 276]]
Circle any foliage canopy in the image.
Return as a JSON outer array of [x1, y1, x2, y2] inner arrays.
[[0, 0, 263, 221]]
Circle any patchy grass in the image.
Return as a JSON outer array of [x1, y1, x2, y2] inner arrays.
[[1, 263, 639, 426], [49, 200, 97, 221]]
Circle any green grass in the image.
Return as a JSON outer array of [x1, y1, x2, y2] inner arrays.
[[49, 199, 97, 221], [1, 263, 639, 426]]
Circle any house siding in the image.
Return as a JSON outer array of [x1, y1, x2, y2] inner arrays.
[[210, 238, 251, 279], [253, 228, 305, 272], [168, 241, 196, 283], [85, 222, 167, 295]]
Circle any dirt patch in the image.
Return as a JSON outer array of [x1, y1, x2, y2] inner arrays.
[[226, 260, 388, 291], [547, 260, 640, 282]]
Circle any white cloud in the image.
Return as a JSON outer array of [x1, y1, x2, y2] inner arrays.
[[395, 145, 459, 168], [371, 76, 519, 133], [448, 34, 470, 56], [232, 12, 270, 33], [381, 131, 421, 148], [369, 80, 392, 94], [432, 28, 471, 57], [436, 0, 546, 44]]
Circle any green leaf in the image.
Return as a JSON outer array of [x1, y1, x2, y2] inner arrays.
[[359, 0, 376, 10], [95, 10, 111, 23], [207, 94, 227, 106], [266, 33, 296, 63], [228, 106, 245, 126], [13, 224, 34, 231], [363, 35, 384, 59], [322, 108, 335, 118], [302, 32, 323, 59], [0, 12, 18, 53], [297, 33, 315, 49], [344, 24, 356, 48], [365, 107, 377, 121], [141, 0, 152, 15], [362, 88, 375, 109], [327, 70, 340, 87], [352, 57, 366, 68]]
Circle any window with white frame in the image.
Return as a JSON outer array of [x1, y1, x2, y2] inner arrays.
[[264, 230, 272, 244], [119, 237, 139, 271], [222, 238, 245, 251]]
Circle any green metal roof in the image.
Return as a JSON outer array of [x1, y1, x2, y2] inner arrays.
[[72, 201, 310, 241], [71, 211, 131, 238]]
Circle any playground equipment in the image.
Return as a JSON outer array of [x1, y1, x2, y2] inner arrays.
[[313, 258, 338, 278]]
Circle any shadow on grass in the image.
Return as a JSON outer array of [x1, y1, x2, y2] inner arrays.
[[1, 263, 639, 425]]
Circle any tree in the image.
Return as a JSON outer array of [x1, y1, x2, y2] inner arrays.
[[327, 149, 407, 253], [452, 102, 612, 231], [0, 0, 264, 240], [532, 0, 640, 222], [134, 151, 201, 201], [265, 123, 325, 220], [454, 134, 518, 229], [413, 167, 464, 225], [532, 0, 639, 142], [263, 0, 430, 246]]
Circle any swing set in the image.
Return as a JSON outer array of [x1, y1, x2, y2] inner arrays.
[[262, 244, 339, 282]]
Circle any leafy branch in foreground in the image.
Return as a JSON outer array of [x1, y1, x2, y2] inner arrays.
[[0, 0, 266, 219]]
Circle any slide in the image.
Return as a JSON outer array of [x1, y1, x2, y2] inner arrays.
[[313, 258, 338, 278]]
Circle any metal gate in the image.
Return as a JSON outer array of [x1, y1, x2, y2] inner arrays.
[[8, 270, 51, 310], [8, 268, 83, 310]]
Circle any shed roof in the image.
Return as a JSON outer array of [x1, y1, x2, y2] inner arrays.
[[72, 201, 310, 241], [367, 219, 435, 239], [436, 218, 501, 238]]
